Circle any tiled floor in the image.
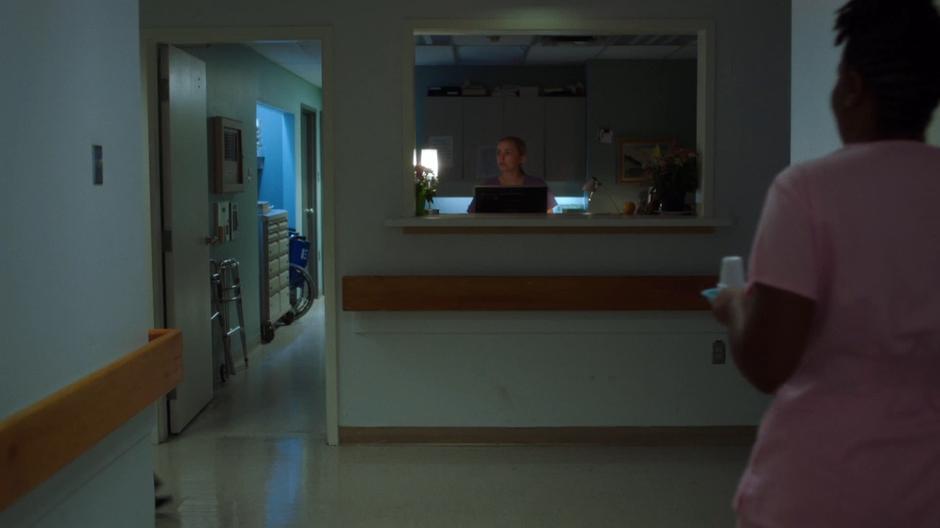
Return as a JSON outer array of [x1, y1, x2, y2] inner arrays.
[[154, 302, 749, 527]]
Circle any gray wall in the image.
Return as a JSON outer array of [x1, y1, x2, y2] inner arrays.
[[587, 59, 697, 212], [791, 0, 940, 156], [142, 0, 790, 428], [790, 0, 843, 163], [0, 0, 153, 525], [932, 113, 940, 146], [182, 44, 323, 351], [934, 4, 940, 144]]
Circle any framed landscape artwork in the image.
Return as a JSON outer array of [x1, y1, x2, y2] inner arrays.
[[617, 138, 675, 183]]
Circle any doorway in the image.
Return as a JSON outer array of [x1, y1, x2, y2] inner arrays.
[[144, 29, 338, 445]]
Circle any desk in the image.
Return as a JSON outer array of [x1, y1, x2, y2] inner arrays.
[[386, 214, 731, 235]]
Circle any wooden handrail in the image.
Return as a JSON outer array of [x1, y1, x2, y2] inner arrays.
[[343, 276, 717, 311], [0, 329, 182, 511]]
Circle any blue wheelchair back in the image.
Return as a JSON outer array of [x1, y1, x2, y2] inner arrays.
[[288, 230, 310, 288]]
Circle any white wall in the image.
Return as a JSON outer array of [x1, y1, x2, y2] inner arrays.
[[0, 0, 153, 525], [141, 0, 789, 428], [790, 0, 845, 163]]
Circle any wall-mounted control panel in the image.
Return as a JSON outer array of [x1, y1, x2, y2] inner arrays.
[[210, 117, 244, 193], [212, 201, 241, 244]]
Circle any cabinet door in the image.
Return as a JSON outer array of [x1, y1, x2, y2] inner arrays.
[[462, 98, 503, 181], [544, 98, 586, 181], [502, 98, 545, 179], [423, 97, 462, 181]]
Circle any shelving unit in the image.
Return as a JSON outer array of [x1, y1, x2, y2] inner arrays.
[[258, 209, 290, 341]]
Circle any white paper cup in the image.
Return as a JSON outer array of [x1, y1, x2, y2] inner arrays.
[[718, 256, 746, 289]]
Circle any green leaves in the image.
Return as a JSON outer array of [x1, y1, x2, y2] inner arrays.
[[414, 165, 438, 214]]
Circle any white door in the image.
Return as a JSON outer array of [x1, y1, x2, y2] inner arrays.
[[159, 45, 213, 434]]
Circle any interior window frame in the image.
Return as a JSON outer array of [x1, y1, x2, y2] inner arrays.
[[401, 18, 716, 220]]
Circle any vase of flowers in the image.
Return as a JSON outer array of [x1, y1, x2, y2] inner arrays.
[[414, 164, 438, 216], [644, 145, 698, 214]]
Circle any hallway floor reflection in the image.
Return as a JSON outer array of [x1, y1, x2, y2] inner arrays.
[[155, 301, 750, 527]]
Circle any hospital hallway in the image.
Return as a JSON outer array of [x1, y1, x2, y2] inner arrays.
[[154, 301, 751, 527]]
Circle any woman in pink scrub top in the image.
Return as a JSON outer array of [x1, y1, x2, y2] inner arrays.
[[713, 0, 940, 526]]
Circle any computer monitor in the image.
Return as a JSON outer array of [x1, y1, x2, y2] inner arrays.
[[473, 185, 548, 213]]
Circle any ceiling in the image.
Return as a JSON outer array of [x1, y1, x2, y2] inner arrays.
[[249, 41, 323, 87], [236, 35, 695, 86], [415, 34, 698, 66]]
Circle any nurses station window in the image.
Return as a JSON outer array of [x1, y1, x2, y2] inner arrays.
[[402, 20, 716, 221]]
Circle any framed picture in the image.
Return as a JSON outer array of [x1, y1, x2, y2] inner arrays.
[[617, 138, 675, 183]]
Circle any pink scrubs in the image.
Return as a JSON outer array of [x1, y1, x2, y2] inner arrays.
[[737, 141, 940, 527]]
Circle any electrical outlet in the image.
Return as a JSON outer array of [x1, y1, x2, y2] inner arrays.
[[712, 340, 727, 365]]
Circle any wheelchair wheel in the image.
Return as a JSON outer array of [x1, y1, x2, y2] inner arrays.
[[288, 263, 315, 319], [261, 321, 276, 344]]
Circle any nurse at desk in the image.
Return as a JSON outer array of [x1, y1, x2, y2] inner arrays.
[[467, 136, 557, 213]]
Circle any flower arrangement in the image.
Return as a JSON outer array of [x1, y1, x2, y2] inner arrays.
[[645, 145, 698, 190], [643, 145, 699, 213], [414, 164, 438, 216]]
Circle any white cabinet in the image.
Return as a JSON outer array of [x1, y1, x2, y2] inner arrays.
[[422, 96, 585, 185], [424, 98, 463, 181], [461, 98, 503, 181], [259, 210, 290, 326], [544, 98, 586, 181], [502, 98, 546, 179]]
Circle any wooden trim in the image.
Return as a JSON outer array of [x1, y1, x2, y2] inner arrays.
[[339, 426, 756, 446], [343, 276, 717, 311], [401, 226, 716, 235], [0, 329, 183, 512]]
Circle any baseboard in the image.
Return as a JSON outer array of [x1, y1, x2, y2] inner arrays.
[[339, 426, 757, 446]]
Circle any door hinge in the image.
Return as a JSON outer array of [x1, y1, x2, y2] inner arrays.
[[163, 229, 173, 252]]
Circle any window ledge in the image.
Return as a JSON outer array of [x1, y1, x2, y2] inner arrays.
[[387, 214, 731, 234]]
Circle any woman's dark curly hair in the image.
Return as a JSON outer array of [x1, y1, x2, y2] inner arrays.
[[835, 0, 940, 135]]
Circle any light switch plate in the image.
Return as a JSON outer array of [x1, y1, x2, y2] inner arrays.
[[92, 145, 103, 185]]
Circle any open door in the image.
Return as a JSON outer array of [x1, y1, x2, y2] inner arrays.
[[301, 108, 320, 298], [159, 45, 214, 434]]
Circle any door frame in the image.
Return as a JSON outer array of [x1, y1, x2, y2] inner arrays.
[[142, 26, 339, 446], [300, 105, 320, 297]]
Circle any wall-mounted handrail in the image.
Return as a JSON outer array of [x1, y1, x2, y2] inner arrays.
[[0, 329, 182, 511], [343, 276, 717, 311]]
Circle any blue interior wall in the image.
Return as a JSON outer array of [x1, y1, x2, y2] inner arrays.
[[282, 112, 296, 228], [257, 103, 296, 227], [257, 104, 284, 209]]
